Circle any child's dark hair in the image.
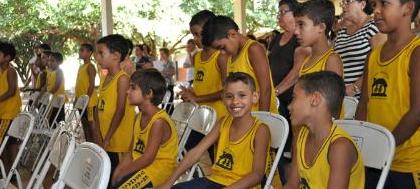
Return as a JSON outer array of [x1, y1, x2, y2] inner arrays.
[[81, 43, 94, 52], [402, 0, 420, 21], [224, 72, 256, 92], [50, 52, 64, 64], [0, 41, 16, 61], [37, 43, 51, 51], [159, 48, 170, 56], [130, 68, 167, 106], [126, 38, 134, 55], [279, 0, 299, 13], [97, 34, 129, 62], [297, 71, 345, 118], [189, 10, 216, 27], [187, 39, 195, 45], [294, 0, 335, 37], [202, 16, 239, 46]]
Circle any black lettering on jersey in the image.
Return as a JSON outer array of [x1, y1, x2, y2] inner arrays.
[[371, 78, 387, 97], [98, 99, 105, 111], [134, 139, 145, 154], [195, 70, 204, 81], [215, 150, 234, 170], [299, 178, 311, 189]]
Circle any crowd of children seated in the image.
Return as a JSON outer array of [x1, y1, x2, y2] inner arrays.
[[0, 0, 419, 188]]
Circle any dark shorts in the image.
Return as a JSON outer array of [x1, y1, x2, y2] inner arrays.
[[366, 167, 420, 189], [172, 177, 224, 189]]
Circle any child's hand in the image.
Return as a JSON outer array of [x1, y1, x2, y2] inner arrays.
[[180, 89, 197, 102], [102, 139, 110, 149]]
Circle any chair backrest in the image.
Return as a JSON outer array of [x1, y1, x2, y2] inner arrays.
[[0, 112, 35, 189], [187, 105, 217, 135], [171, 102, 198, 124], [334, 120, 395, 189], [52, 142, 111, 189], [160, 90, 172, 109], [51, 95, 65, 109], [251, 111, 289, 189], [74, 95, 89, 111], [25, 91, 40, 112], [342, 96, 359, 120]]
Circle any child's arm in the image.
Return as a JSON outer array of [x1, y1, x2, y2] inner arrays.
[[102, 75, 129, 149], [275, 47, 311, 96], [112, 119, 170, 183], [355, 53, 371, 121], [325, 54, 343, 77], [181, 53, 227, 103], [92, 107, 103, 145], [326, 138, 358, 189], [283, 130, 300, 189], [390, 47, 420, 145], [50, 69, 63, 94], [249, 43, 273, 111], [87, 64, 96, 97], [224, 124, 270, 189], [156, 119, 222, 189], [0, 68, 18, 102]]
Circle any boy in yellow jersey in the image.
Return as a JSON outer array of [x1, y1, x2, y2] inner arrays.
[[75, 43, 97, 142], [0, 42, 22, 172], [158, 72, 271, 189], [285, 71, 365, 189], [180, 10, 228, 164], [356, 0, 420, 188], [111, 69, 178, 189], [44, 52, 65, 126], [202, 16, 278, 114], [93, 34, 135, 186], [294, 0, 342, 77]]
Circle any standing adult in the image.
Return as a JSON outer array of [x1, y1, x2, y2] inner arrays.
[[334, 0, 386, 96]]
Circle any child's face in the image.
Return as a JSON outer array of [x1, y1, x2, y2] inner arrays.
[[372, 0, 413, 33], [223, 81, 258, 118], [294, 15, 324, 47], [127, 82, 145, 105], [41, 52, 50, 67], [95, 43, 119, 69], [79, 48, 91, 60], [48, 56, 59, 70], [288, 83, 312, 126], [0, 52, 10, 65], [159, 51, 169, 60], [190, 24, 203, 48], [134, 47, 143, 57]]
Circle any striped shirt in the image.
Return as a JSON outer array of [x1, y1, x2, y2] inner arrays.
[[334, 19, 379, 84]]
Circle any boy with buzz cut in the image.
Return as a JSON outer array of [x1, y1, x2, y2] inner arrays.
[[75, 43, 97, 142], [111, 69, 178, 189], [356, 0, 420, 188], [202, 15, 278, 114], [285, 71, 365, 189], [293, 0, 343, 77], [0, 42, 22, 173], [93, 34, 136, 184]]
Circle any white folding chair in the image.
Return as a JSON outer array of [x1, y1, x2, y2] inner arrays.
[[23, 91, 40, 113], [342, 96, 359, 120], [65, 95, 89, 142], [30, 130, 76, 189], [0, 113, 35, 189], [52, 142, 111, 189], [334, 120, 395, 189], [251, 111, 289, 189], [171, 102, 199, 140], [181, 105, 217, 180], [160, 90, 172, 110]]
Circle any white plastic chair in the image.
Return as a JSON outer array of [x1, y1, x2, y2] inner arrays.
[[171, 102, 199, 140], [251, 111, 289, 189], [180, 105, 217, 180], [27, 125, 75, 189], [23, 91, 40, 113], [52, 142, 111, 189], [334, 120, 395, 189], [342, 96, 359, 120], [0, 113, 35, 189], [65, 95, 89, 142]]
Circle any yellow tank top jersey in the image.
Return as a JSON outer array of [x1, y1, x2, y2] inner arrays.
[[296, 124, 365, 189], [46, 69, 65, 96], [208, 116, 270, 188], [367, 36, 420, 172], [35, 73, 42, 90], [193, 50, 228, 120], [226, 40, 278, 114], [0, 68, 21, 119], [299, 48, 336, 76], [75, 63, 98, 107], [128, 110, 178, 186], [97, 70, 135, 152]]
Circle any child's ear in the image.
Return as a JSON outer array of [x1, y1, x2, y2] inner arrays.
[[310, 91, 322, 107], [111, 51, 122, 62], [252, 91, 259, 104], [227, 29, 238, 39], [402, 1, 415, 18], [319, 23, 327, 35]]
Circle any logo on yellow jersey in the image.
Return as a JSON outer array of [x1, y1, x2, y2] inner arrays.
[[299, 178, 310, 189], [371, 77, 388, 97], [195, 69, 205, 82], [134, 139, 145, 154], [215, 148, 234, 170]]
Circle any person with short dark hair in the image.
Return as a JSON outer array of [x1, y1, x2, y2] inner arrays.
[[202, 15, 278, 114], [134, 44, 152, 70], [75, 43, 97, 142], [111, 69, 178, 189], [154, 48, 175, 114], [356, 0, 420, 187], [158, 72, 271, 189], [285, 71, 365, 189], [93, 34, 136, 186]]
